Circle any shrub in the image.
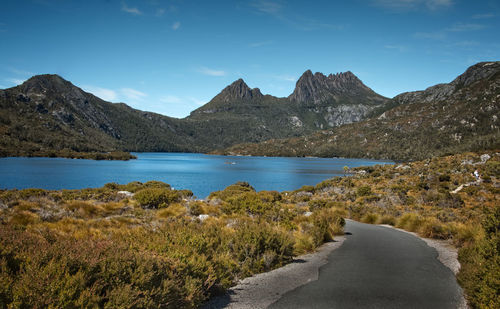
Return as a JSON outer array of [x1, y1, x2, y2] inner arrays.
[[134, 188, 180, 209], [309, 209, 344, 245], [308, 199, 334, 211], [396, 213, 424, 232], [361, 213, 379, 224], [419, 217, 451, 239], [438, 174, 451, 182], [356, 186, 372, 197], [378, 215, 396, 226]]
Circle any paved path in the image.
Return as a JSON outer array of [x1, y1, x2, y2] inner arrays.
[[269, 220, 465, 309]]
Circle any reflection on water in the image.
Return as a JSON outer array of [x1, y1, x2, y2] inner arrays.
[[0, 153, 393, 198]]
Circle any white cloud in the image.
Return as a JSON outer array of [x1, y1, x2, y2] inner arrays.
[[82, 85, 118, 102], [172, 21, 181, 30], [415, 21, 485, 41], [122, 3, 142, 15], [6, 78, 25, 85], [250, 1, 341, 31], [425, 0, 453, 10], [160, 95, 182, 104], [446, 23, 485, 32], [373, 0, 453, 11], [414, 31, 446, 40], [252, 0, 283, 14], [121, 88, 147, 101], [160, 95, 206, 106], [472, 13, 495, 19], [187, 97, 206, 106], [9, 68, 33, 76], [275, 75, 296, 82], [198, 67, 226, 77]]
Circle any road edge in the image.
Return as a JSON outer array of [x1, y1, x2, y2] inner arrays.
[[202, 236, 346, 309], [378, 224, 469, 309]]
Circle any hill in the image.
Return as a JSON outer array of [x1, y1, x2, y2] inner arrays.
[[0, 70, 390, 158], [218, 62, 500, 161], [0, 75, 199, 158]]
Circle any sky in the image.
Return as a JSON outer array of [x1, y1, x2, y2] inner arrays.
[[1, 0, 499, 118]]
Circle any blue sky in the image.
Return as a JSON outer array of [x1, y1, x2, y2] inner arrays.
[[1, 0, 499, 118]]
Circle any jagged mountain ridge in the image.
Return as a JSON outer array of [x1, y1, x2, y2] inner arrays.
[[189, 70, 390, 130], [0, 69, 390, 157], [289, 70, 386, 105], [5, 63, 494, 160], [218, 62, 500, 161]]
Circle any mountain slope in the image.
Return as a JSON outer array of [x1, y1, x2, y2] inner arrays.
[[219, 62, 500, 161], [0, 75, 199, 157], [183, 71, 390, 149]]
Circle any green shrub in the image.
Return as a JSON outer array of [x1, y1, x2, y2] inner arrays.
[[308, 199, 334, 211], [378, 215, 396, 226], [457, 207, 500, 309], [396, 213, 424, 232], [134, 188, 180, 209], [361, 213, 379, 224], [438, 174, 451, 182], [309, 209, 345, 245], [356, 186, 372, 197]]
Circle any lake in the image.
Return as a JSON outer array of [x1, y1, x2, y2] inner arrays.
[[0, 153, 393, 198]]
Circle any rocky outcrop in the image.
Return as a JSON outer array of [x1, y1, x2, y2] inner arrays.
[[212, 79, 263, 102], [289, 70, 387, 105], [394, 61, 500, 105], [323, 104, 374, 127]]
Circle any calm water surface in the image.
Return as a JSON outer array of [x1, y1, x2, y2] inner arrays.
[[0, 153, 393, 198]]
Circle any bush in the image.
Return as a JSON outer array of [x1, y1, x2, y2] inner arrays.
[[308, 199, 334, 211], [396, 213, 424, 232], [356, 186, 372, 197], [361, 213, 379, 224], [134, 188, 180, 209], [378, 215, 396, 226]]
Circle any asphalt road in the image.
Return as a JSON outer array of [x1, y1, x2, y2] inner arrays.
[[269, 220, 465, 309]]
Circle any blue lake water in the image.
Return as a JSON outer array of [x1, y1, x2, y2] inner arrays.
[[0, 153, 393, 198]]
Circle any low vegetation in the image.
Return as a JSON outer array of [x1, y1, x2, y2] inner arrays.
[[309, 151, 499, 308], [0, 181, 344, 308], [0, 149, 136, 160], [0, 151, 497, 308]]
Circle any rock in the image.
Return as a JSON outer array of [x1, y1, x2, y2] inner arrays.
[[117, 191, 134, 197], [480, 154, 491, 163], [395, 165, 410, 170], [304, 211, 313, 217], [197, 214, 210, 221], [212, 79, 263, 102], [289, 70, 387, 105], [289, 116, 303, 128]]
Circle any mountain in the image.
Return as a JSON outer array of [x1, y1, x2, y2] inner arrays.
[[0, 74, 199, 157], [1, 66, 446, 159], [218, 62, 500, 161], [183, 70, 390, 150]]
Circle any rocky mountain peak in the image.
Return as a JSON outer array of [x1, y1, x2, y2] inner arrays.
[[289, 70, 371, 104], [20, 74, 70, 92], [17, 74, 87, 101], [451, 61, 500, 87], [214, 78, 263, 102]]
